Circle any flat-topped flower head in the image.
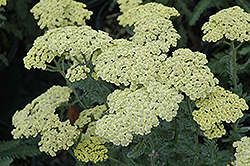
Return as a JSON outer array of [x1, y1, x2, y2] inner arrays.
[[74, 121, 108, 163], [158, 48, 219, 100], [39, 120, 80, 156], [131, 17, 180, 54], [30, 0, 93, 29], [118, 2, 180, 27], [117, 0, 142, 13], [74, 135, 108, 163], [117, 2, 180, 53], [11, 85, 80, 156], [193, 86, 248, 139], [0, 0, 7, 6], [95, 83, 183, 146], [24, 25, 112, 70], [94, 39, 165, 87], [231, 136, 250, 165], [202, 6, 250, 42]]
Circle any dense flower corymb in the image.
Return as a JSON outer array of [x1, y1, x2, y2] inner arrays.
[[131, 17, 181, 54], [95, 82, 183, 146], [118, 2, 180, 27], [74, 135, 108, 163], [158, 48, 219, 100], [193, 86, 248, 139], [74, 119, 108, 163], [94, 39, 164, 86], [202, 6, 250, 42], [24, 25, 112, 71], [118, 2, 180, 54], [229, 136, 250, 166], [11, 85, 80, 156], [30, 0, 93, 29]]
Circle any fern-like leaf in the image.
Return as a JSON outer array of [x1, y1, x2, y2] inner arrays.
[[0, 138, 41, 161], [127, 141, 146, 159], [0, 157, 13, 166], [236, 0, 250, 12], [0, 140, 20, 152], [189, 0, 212, 26]]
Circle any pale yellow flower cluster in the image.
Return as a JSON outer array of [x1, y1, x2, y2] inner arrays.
[[94, 39, 163, 86], [229, 136, 250, 166], [131, 18, 181, 54], [118, 2, 180, 27], [24, 25, 112, 71], [74, 106, 108, 163], [118, 2, 180, 54], [0, 0, 7, 6], [158, 48, 219, 100], [38, 120, 79, 156], [193, 86, 248, 139], [117, 0, 142, 13], [202, 6, 250, 42], [74, 135, 108, 163], [66, 65, 90, 82], [30, 0, 93, 29], [11, 85, 80, 156], [95, 82, 183, 146]]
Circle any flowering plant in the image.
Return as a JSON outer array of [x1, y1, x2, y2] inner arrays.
[[7, 0, 250, 165]]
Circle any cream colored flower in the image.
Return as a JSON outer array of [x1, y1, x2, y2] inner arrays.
[[118, 2, 180, 27], [74, 121, 108, 163], [95, 82, 183, 146], [30, 0, 93, 29], [66, 65, 90, 82], [24, 26, 112, 70], [117, 2, 180, 54], [193, 86, 248, 139], [202, 6, 250, 42], [131, 17, 181, 54], [11, 85, 80, 156], [94, 39, 164, 87], [158, 48, 219, 100]]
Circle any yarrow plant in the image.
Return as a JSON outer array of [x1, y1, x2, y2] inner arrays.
[[10, 0, 250, 165]]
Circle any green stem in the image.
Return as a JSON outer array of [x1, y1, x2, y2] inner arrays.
[[186, 97, 199, 154], [108, 156, 128, 166], [230, 41, 238, 92], [53, 59, 86, 109], [174, 118, 178, 144], [148, 135, 155, 166]]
